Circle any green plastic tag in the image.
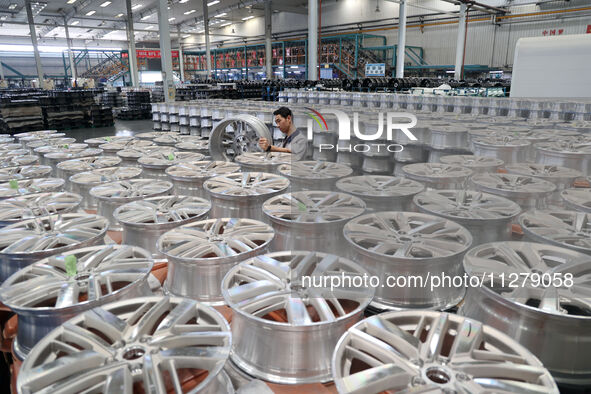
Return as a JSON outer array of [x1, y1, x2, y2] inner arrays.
[[63, 144, 69, 149], [9, 180, 18, 189], [167, 153, 175, 161], [297, 202, 307, 212], [65, 255, 77, 277], [105, 137, 112, 142]]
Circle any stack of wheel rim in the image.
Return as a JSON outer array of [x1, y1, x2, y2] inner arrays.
[[336, 175, 424, 212], [0, 244, 154, 360], [114, 195, 211, 257], [157, 217, 274, 304], [34, 143, 88, 166], [332, 310, 560, 393], [439, 154, 504, 173], [165, 160, 241, 199], [204, 172, 290, 221], [460, 241, 591, 388], [221, 251, 373, 384], [535, 140, 591, 175], [0, 165, 52, 183], [99, 139, 155, 157], [343, 211, 473, 310], [0, 154, 40, 169], [84, 135, 135, 148], [471, 135, 531, 164], [44, 148, 104, 176], [413, 189, 521, 245], [56, 156, 122, 191], [24, 137, 75, 155], [89, 179, 173, 230], [234, 152, 292, 174], [0, 177, 65, 200], [0, 212, 109, 282], [278, 161, 353, 191], [0, 192, 82, 228], [505, 163, 583, 205], [402, 163, 473, 190], [69, 166, 143, 209], [137, 149, 205, 180], [263, 190, 365, 256], [116, 146, 159, 167], [15, 296, 234, 393], [470, 172, 556, 210]]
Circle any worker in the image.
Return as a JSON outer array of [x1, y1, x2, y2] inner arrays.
[[258, 106, 307, 160]]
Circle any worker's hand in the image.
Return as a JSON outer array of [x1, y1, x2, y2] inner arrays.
[[259, 137, 270, 151]]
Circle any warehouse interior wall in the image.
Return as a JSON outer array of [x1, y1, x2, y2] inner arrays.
[[1, 0, 590, 79]]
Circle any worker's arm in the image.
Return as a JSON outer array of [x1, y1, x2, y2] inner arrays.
[[258, 138, 291, 153]]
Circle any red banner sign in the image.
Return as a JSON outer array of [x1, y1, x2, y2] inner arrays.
[[121, 50, 179, 58], [587, 24, 591, 34], [542, 28, 564, 36]]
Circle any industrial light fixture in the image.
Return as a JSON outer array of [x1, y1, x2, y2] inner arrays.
[[116, 13, 123, 17], [141, 14, 152, 20], [215, 12, 227, 17], [71, 20, 79, 25], [184, 9, 196, 15], [168, 17, 175, 21], [8, 3, 18, 9], [207, 0, 220, 6], [86, 10, 96, 16], [179, 0, 189, 3], [182, 34, 190, 38], [220, 22, 231, 26], [100, 1, 111, 7], [0, 15, 7, 21], [242, 16, 254, 21], [131, 4, 142, 10], [29, 2, 47, 15], [66, 0, 76, 4]]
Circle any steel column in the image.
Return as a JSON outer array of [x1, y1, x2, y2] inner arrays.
[[308, 0, 318, 81], [454, 3, 467, 80], [203, 0, 212, 79], [396, 0, 407, 78], [125, 0, 139, 87], [157, 0, 175, 102], [177, 25, 185, 82], [63, 16, 77, 85], [25, 0, 44, 85], [265, 0, 272, 80]]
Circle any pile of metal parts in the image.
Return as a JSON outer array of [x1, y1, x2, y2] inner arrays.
[[0, 93, 590, 393]]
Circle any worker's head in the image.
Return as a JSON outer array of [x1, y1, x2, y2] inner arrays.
[[273, 107, 293, 134]]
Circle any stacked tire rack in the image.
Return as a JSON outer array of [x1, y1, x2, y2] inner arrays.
[[88, 105, 114, 128], [101, 90, 124, 108], [116, 90, 152, 121], [39, 90, 97, 130], [1, 92, 591, 394]]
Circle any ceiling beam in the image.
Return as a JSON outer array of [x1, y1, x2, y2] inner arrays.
[[251, 3, 307, 14]]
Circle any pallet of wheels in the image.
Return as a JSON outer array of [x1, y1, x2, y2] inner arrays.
[[126, 91, 151, 107], [100, 91, 124, 107], [0, 97, 44, 134], [89, 105, 114, 128], [116, 105, 151, 120], [151, 87, 165, 102]]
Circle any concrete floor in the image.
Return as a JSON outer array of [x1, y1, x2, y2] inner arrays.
[[61, 119, 154, 142]]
